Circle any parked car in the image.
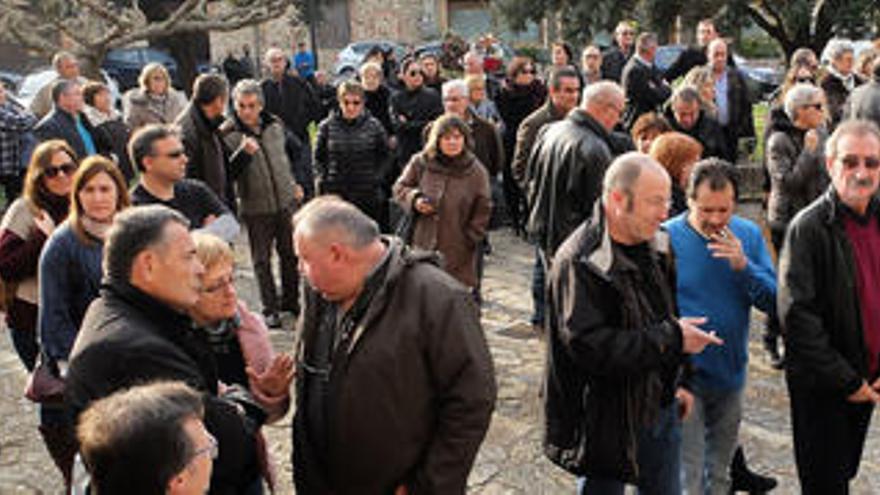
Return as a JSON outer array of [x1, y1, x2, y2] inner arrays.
[[16, 67, 121, 110], [334, 40, 407, 77], [102, 47, 181, 92], [655, 44, 687, 74], [0, 70, 23, 93]]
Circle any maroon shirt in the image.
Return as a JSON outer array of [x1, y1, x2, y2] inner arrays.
[[843, 213, 880, 376]]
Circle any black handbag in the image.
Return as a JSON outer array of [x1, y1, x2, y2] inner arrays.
[[24, 353, 65, 403]]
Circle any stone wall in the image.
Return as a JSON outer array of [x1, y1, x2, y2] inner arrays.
[[348, 0, 427, 43]]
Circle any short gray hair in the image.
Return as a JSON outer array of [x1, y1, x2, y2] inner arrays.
[[264, 47, 284, 64], [602, 152, 668, 204], [827, 39, 854, 63], [52, 51, 77, 70], [583, 81, 623, 108], [51, 79, 79, 104], [293, 196, 379, 249], [784, 83, 823, 120], [442, 79, 468, 99], [670, 85, 702, 106], [825, 119, 880, 161], [636, 33, 658, 55], [232, 78, 264, 106], [103, 205, 190, 284]]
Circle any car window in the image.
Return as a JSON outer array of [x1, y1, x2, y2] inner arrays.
[[106, 49, 142, 65]]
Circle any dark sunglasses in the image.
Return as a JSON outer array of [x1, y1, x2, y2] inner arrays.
[[795, 77, 816, 84], [44, 162, 77, 178], [840, 154, 880, 170], [407, 70, 423, 77], [155, 149, 186, 159]]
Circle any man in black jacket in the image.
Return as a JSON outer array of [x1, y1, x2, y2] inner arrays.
[[664, 85, 732, 161], [34, 80, 105, 160], [65, 205, 264, 494], [621, 32, 672, 131], [601, 21, 636, 82], [664, 18, 725, 82], [707, 39, 754, 161], [780, 119, 880, 493], [545, 152, 720, 491], [390, 58, 443, 179]]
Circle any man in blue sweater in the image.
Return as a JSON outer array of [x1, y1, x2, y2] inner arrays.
[[664, 159, 777, 494]]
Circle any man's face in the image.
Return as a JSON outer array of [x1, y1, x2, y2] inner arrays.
[[58, 57, 80, 80], [201, 95, 227, 120], [696, 22, 717, 47], [267, 52, 286, 78], [688, 181, 736, 238], [421, 57, 439, 78], [464, 54, 483, 74], [590, 94, 624, 132], [144, 136, 188, 183], [833, 51, 854, 76], [443, 89, 469, 117], [616, 26, 636, 50], [673, 100, 700, 130], [143, 223, 204, 311], [294, 232, 356, 303], [339, 92, 365, 120], [58, 84, 84, 114], [614, 168, 671, 244], [402, 63, 424, 90], [549, 76, 580, 114], [168, 417, 215, 495], [234, 93, 262, 128], [552, 45, 569, 66], [708, 41, 727, 73], [582, 48, 602, 73], [827, 132, 880, 213]]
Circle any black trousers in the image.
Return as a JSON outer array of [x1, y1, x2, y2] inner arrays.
[[788, 380, 874, 494], [243, 210, 299, 315], [765, 225, 787, 343]]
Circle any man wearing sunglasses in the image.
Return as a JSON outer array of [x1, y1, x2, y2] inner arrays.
[[780, 119, 880, 493]]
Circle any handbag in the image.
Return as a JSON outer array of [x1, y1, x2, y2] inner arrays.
[[24, 353, 65, 403], [394, 208, 417, 244]]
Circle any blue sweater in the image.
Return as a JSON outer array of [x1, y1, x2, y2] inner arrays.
[[38, 222, 104, 361], [664, 213, 777, 392]]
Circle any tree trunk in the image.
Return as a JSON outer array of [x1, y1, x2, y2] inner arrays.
[[150, 33, 210, 95]]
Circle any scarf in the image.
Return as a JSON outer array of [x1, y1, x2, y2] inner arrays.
[[80, 215, 113, 241]]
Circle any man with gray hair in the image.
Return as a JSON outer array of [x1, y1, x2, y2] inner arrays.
[[65, 205, 264, 493], [621, 32, 672, 130], [34, 79, 105, 160], [291, 195, 495, 494], [707, 38, 754, 161], [821, 39, 863, 131], [527, 80, 629, 259], [30, 51, 88, 119], [544, 152, 721, 491], [664, 85, 730, 160], [221, 78, 304, 326], [780, 119, 880, 492], [844, 57, 880, 128]]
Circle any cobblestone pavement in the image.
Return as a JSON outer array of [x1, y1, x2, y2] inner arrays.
[[2, 226, 880, 494]]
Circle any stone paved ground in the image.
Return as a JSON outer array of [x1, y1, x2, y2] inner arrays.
[[2, 225, 880, 494]]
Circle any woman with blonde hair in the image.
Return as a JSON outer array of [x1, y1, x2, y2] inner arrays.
[[37, 155, 130, 487], [683, 66, 718, 117], [122, 62, 187, 130]]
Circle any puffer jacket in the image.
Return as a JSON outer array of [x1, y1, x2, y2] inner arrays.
[[293, 237, 496, 495], [544, 207, 683, 482], [526, 108, 614, 257], [765, 114, 829, 230]]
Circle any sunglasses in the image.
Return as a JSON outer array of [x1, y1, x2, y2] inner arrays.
[[407, 71, 423, 77], [155, 149, 186, 159], [795, 77, 816, 84], [840, 154, 880, 170], [520, 68, 536, 75], [44, 162, 77, 178]]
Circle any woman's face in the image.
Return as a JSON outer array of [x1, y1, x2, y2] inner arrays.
[[469, 85, 485, 104], [147, 72, 168, 95], [191, 260, 238, 324], [79, 171, 119, 223], [361, 69, 382, 91], [93, 89, 112, 113], [439, 128, 465, 157], [513, 64, 535, 86], [699, 82, 716, 105], [552, 45, 569, 66], [42, 150, 76, 197], [636, 130, 661, 154]]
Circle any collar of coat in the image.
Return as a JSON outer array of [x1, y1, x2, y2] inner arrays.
[[820, 186, 880, 226], [581, 202, 671, 279], [567, 107, 611, 139]]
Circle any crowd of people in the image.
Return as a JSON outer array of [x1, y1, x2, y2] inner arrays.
[[1, 17, 880, 494]]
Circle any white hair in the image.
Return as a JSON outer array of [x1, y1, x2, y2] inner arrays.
[[784, 84, 823, 120], [442, 79, 468, 99]]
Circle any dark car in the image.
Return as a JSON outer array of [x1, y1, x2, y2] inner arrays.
[[102, 47, 180, 91], [333, 40, 407, 77], [0, 70, 23, 93]]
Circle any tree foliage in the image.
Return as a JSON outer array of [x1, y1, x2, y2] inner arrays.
[[0, 0, 296, 82], [496, 0, 879, 60]]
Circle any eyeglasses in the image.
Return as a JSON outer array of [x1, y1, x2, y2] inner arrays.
[[407, 71, 423, 77], [840, 154, 880, 170], [190, 431, 219, 462], [155, 149, 186, 159], [44, 162, 77, 178], [202, 275, 234, 295]]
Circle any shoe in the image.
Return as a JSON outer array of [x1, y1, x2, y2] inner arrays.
[[264, 312, 282, 329], [730, 447, 777, 493]]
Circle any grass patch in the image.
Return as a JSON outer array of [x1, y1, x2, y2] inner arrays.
[[751, 101, 769, 163]]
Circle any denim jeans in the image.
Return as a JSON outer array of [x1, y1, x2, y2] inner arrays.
[[577, 401, 682, 495], [531, 247, 546, 326], [682, 387, 744, 495]]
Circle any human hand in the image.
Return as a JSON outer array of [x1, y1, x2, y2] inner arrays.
[[679, 316, 723, 354], [848, 381, 880, 403], [394, 485, 409, 495], [246, 354, 295, 398], [293, 183, 304, 202], [242, 136, 261, 155], [414, 196, 435, 215], [676, 387, 694, 420], [708, 227, 747, 271], [33, 210, 55, 238], [804, 129, 819, 153]]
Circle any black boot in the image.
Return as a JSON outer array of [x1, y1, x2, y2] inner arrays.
[[730, 446, 777, 494]]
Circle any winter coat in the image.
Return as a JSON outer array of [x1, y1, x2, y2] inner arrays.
[[664, 105, 731, 162], [34, 108, 108, 160], [600, 45, 633, 82], [293, 237, 496, 495], [544, 208, 683, 482], [820, 71, 864, 131], [765, 115, 829, 229], [261, 74, 320, 141], [717, 67, 755, 158], [496, 80, 546, 167], [220, 111, 298, 216], [422, 109, 504, 177], [512, 100, 567, 190], [122, 87, 187, 130], [526, 108, 615, 257], [389, 86, 443, 168], [176, 102, 233, 207], [364, 85, 394, 134], [393, 150, 492, 288], [621, 57, 671, 130], [83, 105, 134, 182], [0, 99, 37, 177]]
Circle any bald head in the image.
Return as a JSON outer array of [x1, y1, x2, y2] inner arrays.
[[583, 81, 625, 132]]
